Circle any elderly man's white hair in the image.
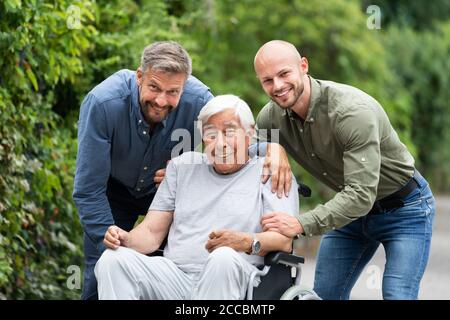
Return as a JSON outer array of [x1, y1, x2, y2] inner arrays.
[[197, 94, 255, 134]]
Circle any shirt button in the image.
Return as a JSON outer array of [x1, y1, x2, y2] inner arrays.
[[323, 172, 327, 176], [140, 179, 144, 183], [139, 120, 142, 124], [309, 118, 314, 122], [311, 153, 315, 157], [309, 233, 313, 237], [143, 131, 147, 135], [136, 188, 141, 192], [144, 166, 148, 171], [361, 157, 366, 162], [332, 227, 336, 230], [300, 129, 303, 133]]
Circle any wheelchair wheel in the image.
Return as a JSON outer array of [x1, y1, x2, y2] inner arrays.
[[280, 285, 321, 300]]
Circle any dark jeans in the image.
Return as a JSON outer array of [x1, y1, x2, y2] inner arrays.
[[313, 171, 436, 300], [81, 178, 154, 300]]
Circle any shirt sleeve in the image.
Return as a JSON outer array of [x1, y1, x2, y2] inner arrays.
[[72, 93, 113, 252], [203, 89, 214, 104], [298, 106, 381, 236], [149, 159, 178, 212], [262, 175, 300, 217]]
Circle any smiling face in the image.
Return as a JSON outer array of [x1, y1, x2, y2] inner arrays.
[[202, 109, 251, 175], [254, 41, 309, 110], [136, 68, 186, 125]]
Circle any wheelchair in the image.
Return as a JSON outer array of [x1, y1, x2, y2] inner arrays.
[[246, 182, 320, 300], [151, 182, 320, 300], [247, 250, 320, 300]]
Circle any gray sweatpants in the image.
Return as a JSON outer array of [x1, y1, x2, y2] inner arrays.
[[94, 246, 259, 300]]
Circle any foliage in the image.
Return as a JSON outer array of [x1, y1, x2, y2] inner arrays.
[[1, 0, 448, 299], [382, 22, 450, 191], [0, 0, 97, 299]]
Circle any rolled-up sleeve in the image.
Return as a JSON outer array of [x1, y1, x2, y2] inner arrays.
[[298, 106, 381, 236], [73, 93, 113, 252]]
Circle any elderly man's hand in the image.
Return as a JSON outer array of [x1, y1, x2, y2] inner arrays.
[[262, 143, 292, 198], [103, 225, 130, 249], [205, 230, 252, 253], [261, 212, 303, 238]]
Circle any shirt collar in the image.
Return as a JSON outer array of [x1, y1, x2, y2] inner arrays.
[[284, 75, 321, 123]]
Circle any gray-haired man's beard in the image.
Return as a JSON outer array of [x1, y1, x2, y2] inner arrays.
[[140, 101, 174, 124]]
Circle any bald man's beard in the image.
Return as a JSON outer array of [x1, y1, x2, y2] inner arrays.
[[272, 82, 304, 109]]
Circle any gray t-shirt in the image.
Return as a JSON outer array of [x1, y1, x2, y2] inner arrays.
[[149, 151, 299, 273]]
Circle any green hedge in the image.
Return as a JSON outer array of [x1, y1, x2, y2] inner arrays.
[[0, 0, 97, 299]]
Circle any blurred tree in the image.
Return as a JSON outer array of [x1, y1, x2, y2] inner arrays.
[[362, 0, 450, 31], [383, 23, 450, 191]]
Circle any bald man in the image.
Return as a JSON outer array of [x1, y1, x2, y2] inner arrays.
[[254, 40, 435, 300]]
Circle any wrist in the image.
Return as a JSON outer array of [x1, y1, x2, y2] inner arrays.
[[243, 233, 253, 254], [294, 221, 304, 239], [122, 233, 130, 247]]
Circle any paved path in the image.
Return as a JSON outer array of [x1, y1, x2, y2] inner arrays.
[[295, 196, 450, 299]]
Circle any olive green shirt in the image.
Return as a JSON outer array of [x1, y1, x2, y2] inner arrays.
[[255, 76, 415, 236]]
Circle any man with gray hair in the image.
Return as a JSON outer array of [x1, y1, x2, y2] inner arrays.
[[73, 41, 213, 300], [94, 94, 299, 299]]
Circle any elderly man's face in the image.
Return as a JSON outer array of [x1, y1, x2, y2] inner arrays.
[[136, 68, 186, 125], [202, 109, 251, 174]]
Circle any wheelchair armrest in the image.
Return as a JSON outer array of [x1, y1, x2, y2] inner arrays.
[[264, 251, 305, 267], [298, 182, 312, 197], [147, 249, 164, 257]]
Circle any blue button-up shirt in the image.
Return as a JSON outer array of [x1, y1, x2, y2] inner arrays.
[[73, 69, 213, 250]]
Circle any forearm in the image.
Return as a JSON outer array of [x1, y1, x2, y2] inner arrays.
[[298, 184, 377, 236], [126, 210, 172, 255], [258, 231, 292, 255], [241, 231, 292, 256], [74, 193, 114, 252], [126, 223, 160, 255]]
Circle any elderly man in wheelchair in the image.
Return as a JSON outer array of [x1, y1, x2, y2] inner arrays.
[[95, 94, 320, 300]]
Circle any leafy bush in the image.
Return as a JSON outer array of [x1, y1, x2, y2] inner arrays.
[[0, 0, 98, 299], [383, 23, 450, 191]]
